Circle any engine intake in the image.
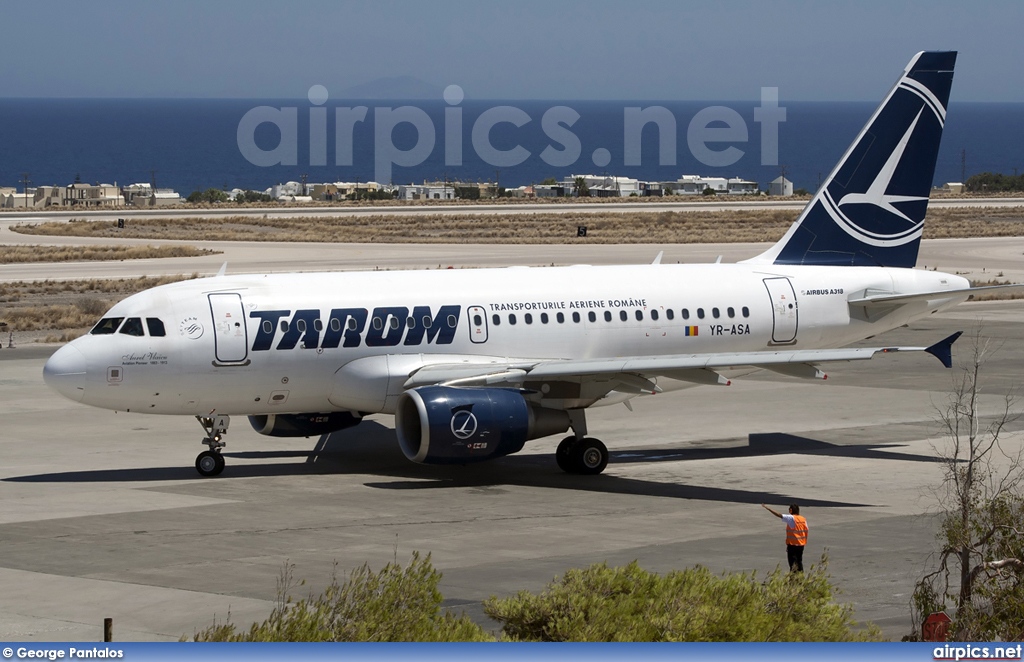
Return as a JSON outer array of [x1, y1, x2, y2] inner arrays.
[[248, 412, 361, 437], [395, 386, 570, 464]]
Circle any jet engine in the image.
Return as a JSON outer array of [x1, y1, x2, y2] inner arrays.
[[395, 386, 570, 464], [248, 412, 361, 437]]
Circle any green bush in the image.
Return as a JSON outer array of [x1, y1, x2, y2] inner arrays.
[[188, 552, 489, 642], [483, 557, 881, 641]]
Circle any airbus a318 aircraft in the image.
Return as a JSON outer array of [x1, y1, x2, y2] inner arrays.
[[44, 51, 1002, 477]]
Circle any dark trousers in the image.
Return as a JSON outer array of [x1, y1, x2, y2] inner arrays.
[[787, 544, 805, 572]]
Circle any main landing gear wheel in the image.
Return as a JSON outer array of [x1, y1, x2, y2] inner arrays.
[[555, 436, 609, 475], [196, 450, 225, 477], [574, 438, 609, 475], [556, 436, 576, 472]]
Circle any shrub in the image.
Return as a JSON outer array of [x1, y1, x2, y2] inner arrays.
[[188, 553, 489, 642], [483, 557, 880, 641]]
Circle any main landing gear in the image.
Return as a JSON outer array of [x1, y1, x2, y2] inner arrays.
[[195, 414, 229, 477], [555, 410, 609, 475]]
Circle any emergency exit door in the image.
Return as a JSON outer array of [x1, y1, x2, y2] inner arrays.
[[763, 277, 798, 344], [208, 293, 249, 363]]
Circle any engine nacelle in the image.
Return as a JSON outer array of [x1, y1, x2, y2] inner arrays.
[[248, 412, 361, 437], [395, 386, 570, 464]]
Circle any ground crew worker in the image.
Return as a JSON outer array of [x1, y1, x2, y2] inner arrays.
[[761, 503, 808, 572]]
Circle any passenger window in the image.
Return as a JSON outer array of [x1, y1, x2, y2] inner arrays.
[[619, 310, 627, 321], [541, 313, 549, 324], [682, 309, 690, 320], [119, 317, 145, 336], [422, 316, 432, 328], [727, 307, 735, 318], [666, 309, 674, 320], [651, 309, 659, 321], [146, 318, 166, 337], [712, 308, 720, 319], [389, 316, 400, 330], [473, 314, 483, 326], [588, 311, 596, 322], [604, 311, 612, 322], [525, 313, 533, 324], [492, 314, 500, 326], [572, 312, 580, 323], [330, 318, 341, 332], [742, 306, 750, 318], [447, 315, 457, 328], [372, 317, 382, 330], [90, 317, 124, 335], [557, 312, 565, 323], [264, 320, 275, 334], [509, 314, 517, 325], [296, 319, 307, 333], [347, 318, 358, 330], [407, 317, 416, 329], [281, 320, 289, 333], [697, 308, 705, 319], [635, 310, 643, 321]]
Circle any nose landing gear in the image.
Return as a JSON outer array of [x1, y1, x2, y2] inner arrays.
[[195, 414, 229, 477]]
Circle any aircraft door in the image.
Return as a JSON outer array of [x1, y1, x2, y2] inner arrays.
[[468, 305, 488, 344], [208, 293, 250, 364], [763, 277, 798, 344]]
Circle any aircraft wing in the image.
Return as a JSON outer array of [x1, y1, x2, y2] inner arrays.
[[404, 332, 963, 393]]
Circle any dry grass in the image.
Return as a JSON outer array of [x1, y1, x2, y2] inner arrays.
[[0, 244, 218, 263], [11, 206, 1024, 244], [0, 274, 198, 336]]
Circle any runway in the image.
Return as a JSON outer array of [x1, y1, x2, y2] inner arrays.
[[1, 302, 1022, 640]]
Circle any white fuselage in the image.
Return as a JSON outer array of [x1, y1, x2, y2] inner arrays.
[[46, 262, 970, 417]]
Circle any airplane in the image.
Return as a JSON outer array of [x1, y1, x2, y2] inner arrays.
[[43, 51, 1007, 477]]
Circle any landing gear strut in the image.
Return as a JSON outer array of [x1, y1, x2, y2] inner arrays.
[[555, 410, 609, 475], [195, 414, 229, 477]]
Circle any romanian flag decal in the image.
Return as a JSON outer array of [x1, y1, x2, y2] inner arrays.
[[685, 326, 698, 337]]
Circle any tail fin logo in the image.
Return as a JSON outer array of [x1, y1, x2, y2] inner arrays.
[[827, 105, 930, 247]]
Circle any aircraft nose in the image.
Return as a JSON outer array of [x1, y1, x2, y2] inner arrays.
[[43, 344, 88, 402]]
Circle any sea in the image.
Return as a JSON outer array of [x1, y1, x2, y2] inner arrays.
[[0, 98, 1021, 195]]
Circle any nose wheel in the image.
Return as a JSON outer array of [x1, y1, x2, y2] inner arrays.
[[196, 450, 225, 477], [195, 415, 229, 477]]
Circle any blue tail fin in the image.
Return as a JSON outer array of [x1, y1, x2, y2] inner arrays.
[[751, 51, 956, 268]]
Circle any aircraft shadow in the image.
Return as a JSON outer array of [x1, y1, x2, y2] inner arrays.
[[2, 424, 942, 507]]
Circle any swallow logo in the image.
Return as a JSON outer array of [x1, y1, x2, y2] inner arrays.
[[821, 105, 929, 248], [450, 410, 478, 440]]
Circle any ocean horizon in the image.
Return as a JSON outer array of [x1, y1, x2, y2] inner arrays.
[[1, 98, 1021, 196]]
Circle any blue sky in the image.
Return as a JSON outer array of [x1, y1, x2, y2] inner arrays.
[[2, 0, 1022, 101]]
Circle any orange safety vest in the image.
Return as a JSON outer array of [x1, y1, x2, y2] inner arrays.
[[786, 515, 808, 546]]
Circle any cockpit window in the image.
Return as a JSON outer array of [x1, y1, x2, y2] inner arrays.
[[90, 317, 124, 335], [118, 317, 145, 336], [146, 318, 166, 337]]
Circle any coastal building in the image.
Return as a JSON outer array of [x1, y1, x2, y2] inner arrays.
[[123, 183, 181, 206], [769, 176, 794, 196], [663, 175, 758, 195], [397, 181, 456, 200], [66, 182, 124, 207]]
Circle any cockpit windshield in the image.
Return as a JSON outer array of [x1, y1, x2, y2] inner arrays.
[[90, 317, 124, 335], [118, 317, 145, 336]]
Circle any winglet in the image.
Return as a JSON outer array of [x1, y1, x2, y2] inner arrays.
[[216, 262, 228, 278], [925, 331, 963, 368], [652, 251, 663, 265]]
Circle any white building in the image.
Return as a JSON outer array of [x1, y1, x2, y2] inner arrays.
[[397, 181, 456, 200], [769, 176, 794, 196], [563, 174, 641, 197], [123, 183, 181, 206]]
